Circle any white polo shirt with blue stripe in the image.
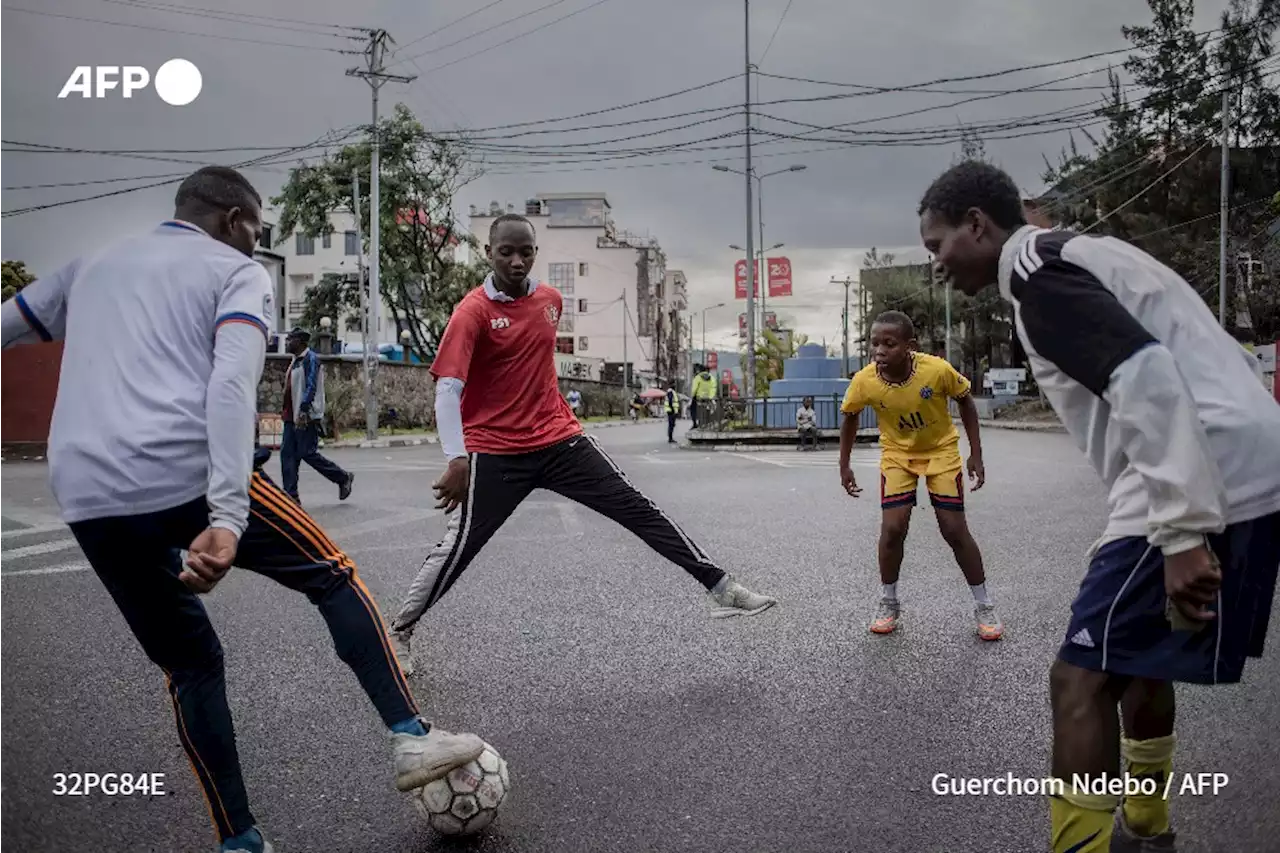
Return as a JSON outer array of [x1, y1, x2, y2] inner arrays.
[[7, 220, 274, 525]]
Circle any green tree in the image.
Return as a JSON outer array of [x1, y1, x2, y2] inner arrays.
[[2, 260, 36, 300], [743, 328, 810, 397], [271, 104, 486, 361]]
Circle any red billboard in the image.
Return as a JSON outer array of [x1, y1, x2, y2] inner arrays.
[[767, 257, 792, 297], [721, 369, 733, 384], [734, 259, 760, 299], [705, 351, 718, 370]]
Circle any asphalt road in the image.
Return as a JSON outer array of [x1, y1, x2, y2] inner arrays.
[[3, 422, 1278, 853]]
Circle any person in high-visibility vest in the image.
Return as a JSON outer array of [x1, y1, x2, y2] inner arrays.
[[664, 385, 680, 444], [690, 364, 718, 428]]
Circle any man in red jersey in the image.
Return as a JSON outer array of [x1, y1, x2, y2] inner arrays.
[[388, 214, 777, 674]]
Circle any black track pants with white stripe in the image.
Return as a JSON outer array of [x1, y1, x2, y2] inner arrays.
[[392, 434, 727, 631]]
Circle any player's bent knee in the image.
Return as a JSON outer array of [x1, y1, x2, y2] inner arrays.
[[1050, 658, 1115, 717]]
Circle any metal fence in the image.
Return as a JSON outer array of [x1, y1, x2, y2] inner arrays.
[[693, 394, 878, 433]]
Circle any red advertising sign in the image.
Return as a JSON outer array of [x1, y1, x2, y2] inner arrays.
[[721, 369, 733, 384], [764, 311, 778, 331], [767, 257, 792, 297], [733, 259, 760, 299], [738, 313, 748, 340], [705, 351, 718, 370]]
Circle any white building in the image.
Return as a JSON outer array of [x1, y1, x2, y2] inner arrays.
[[468, 193, 688, 389], [263, 208, 458, 352]]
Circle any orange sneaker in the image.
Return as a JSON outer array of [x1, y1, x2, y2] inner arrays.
[[975, 603, 1004, 641], [869, 598, 900, 634]]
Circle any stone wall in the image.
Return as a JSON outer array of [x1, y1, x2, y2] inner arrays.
[[261, 355, 631, 433]]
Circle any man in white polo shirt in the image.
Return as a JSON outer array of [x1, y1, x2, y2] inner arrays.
[[1, 166, 485, 853]]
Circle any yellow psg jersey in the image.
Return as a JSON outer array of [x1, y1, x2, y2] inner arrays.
[[841, 353, 972, 456]]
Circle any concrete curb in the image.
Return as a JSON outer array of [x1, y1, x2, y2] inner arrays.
[[975, 419, 1067, 433]]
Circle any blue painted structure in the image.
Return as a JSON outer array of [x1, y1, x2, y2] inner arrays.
[[750, 344, 877, 431]]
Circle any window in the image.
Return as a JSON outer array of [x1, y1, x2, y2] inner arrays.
[[296, 234, 314, 255], [344, 231, 359, 255], [556, 336, 575, 354], [548, 262, 574, 295], [578, 298, 588, 313], [578, 336, 589, 351], [578, 262, 588, 276], [322, 232, 331, 249], [558, 312, 575, 333], [259, 225, 273, 250]]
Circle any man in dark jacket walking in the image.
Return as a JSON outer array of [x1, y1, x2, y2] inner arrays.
[[280, 327, 354, 504]]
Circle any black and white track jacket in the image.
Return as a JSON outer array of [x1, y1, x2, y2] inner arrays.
[[997, 225, 1280, 556]]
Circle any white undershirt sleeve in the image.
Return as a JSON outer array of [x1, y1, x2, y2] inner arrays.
[[435, 377, 467, 460], [206, 322, 267, 538]]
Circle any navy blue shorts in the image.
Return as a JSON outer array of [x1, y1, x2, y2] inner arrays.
[[1058, 511, 1280, 685]]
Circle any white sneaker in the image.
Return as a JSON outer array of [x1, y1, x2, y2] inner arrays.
[[390, 629, 414, 677], [392, 726, 486, 791], [708, 576, 778, 618]]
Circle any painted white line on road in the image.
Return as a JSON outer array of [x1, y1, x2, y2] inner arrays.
[[4, 562, 91, 577], [2, 521, 72, 540], [1, 538, 80, 559], [638, 454, 674, 464], [557, 503, 584, 538], [2, 507, 433, 580]]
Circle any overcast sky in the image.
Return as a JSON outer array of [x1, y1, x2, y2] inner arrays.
[[2, 0, 1233, 348]]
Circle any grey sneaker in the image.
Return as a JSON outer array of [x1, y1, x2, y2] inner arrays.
[[339, 472, 355, 501], [219, 827, 273, 853], [390, 629, 414, 677], [708, 576, 777, 618], [975, 602, 1004, 641], [870, 597, 900, 634], [1111, 812, 1177, 851], [392, 726, 486, 791]]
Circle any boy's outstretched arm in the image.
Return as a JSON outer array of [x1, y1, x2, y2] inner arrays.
[[955, 394, 985, 490], [839, 410, 862, 496]]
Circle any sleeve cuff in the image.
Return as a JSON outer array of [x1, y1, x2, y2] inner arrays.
[[1158, 531, 1206, 557], [208, 517, 248, 539]]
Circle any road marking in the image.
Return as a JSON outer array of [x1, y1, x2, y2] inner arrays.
[[1, 521, 73, 540], [1, 538, 81, 559], [2, 507, 433, 579], [557, 503, 584, 538]]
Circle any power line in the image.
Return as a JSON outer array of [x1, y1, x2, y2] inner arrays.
[[757, 0, 796, 67], [757, 71, 1116, 95], [410, 0, 620, 75], [428, 74, 741, 134], [396, 0, 576, 66], [91, 0, 363, 31], [1, 129, 363, 218], [389, 0, 514, 57], [3, 6, 357, 53], [4, 170, 194, 190], [1080, 138, 1217, 234], [91, 0, 364, 39]]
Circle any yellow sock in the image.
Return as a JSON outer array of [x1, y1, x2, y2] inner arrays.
[[1121, 734, 1175, 837], [1050, 787, 1117, 853]]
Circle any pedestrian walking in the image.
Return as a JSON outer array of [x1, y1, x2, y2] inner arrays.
[[280, 327, 354, 505]]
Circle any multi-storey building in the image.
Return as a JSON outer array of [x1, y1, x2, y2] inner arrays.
[[265, 208, 458, 352], [468, 193, 688, 388]]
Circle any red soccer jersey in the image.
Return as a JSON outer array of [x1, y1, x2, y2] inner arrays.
[[429, 282, 582, 454]]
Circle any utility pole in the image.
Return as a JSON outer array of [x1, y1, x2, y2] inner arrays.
[[347, 30, 415, 438], [621, 289, 629, 404], [742, 0, 757, 400], [833, 276, 853, 374], [352, 169, 376, 441], [1218, 84, 1231, 327]]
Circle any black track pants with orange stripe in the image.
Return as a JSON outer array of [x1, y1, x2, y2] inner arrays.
[[68, 470, 418, 843]]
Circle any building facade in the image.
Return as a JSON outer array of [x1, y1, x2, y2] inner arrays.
[[469, 193, 687, 388]]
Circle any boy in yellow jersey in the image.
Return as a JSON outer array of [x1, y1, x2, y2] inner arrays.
[[838, 310, 1002, 640]]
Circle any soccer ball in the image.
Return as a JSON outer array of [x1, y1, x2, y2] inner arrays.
[[413, 742, 510, 836]]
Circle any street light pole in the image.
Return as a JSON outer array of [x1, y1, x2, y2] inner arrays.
[[713, 162, 807, 356], [742, 0, 756, 400]]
